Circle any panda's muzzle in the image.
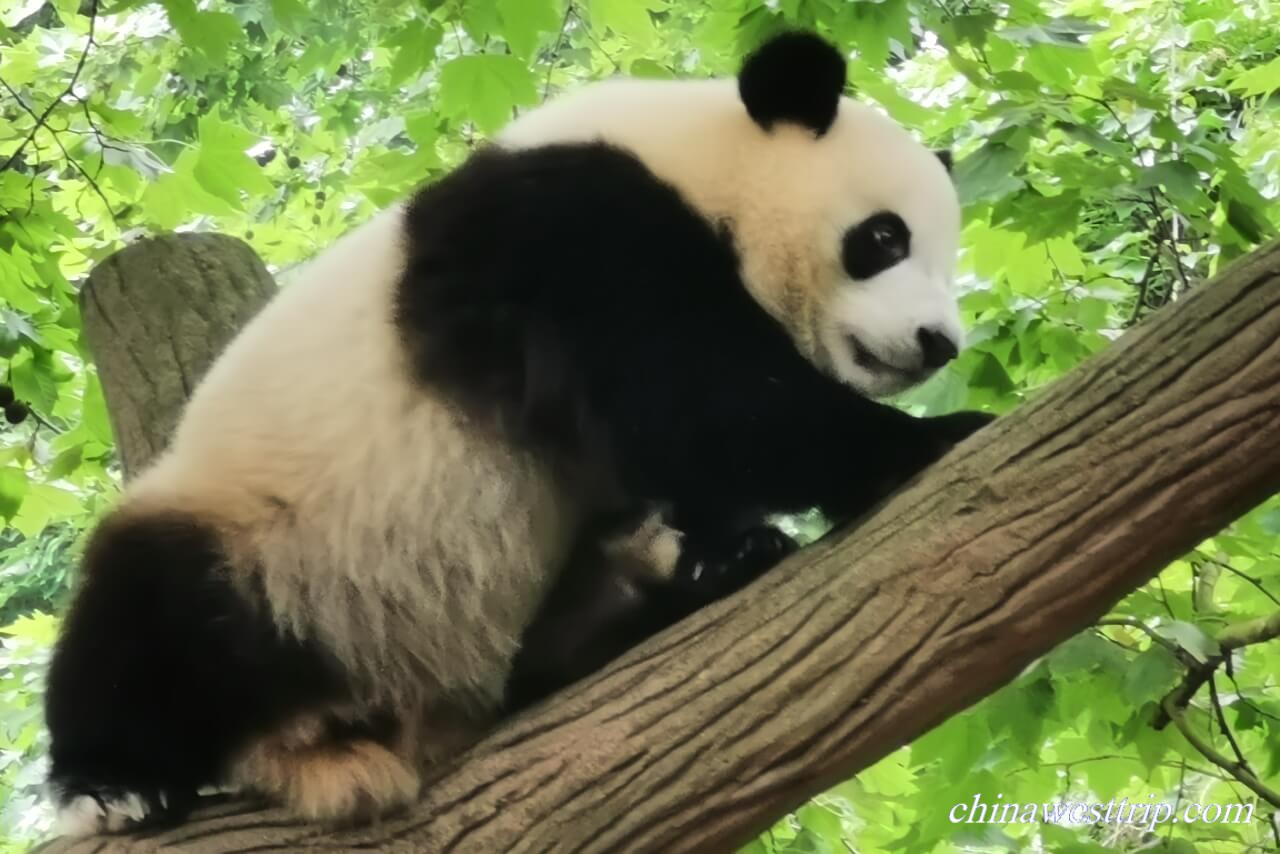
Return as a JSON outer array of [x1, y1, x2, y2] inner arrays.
[[916, 326, 959, 369], [847, 329, 956, 384]]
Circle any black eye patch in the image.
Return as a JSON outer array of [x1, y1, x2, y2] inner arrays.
[[841, 212, 911, 280]]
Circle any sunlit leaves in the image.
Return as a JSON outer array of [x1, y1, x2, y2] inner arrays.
[[158, 0, 243, 63], [0, 468, 28, 522], [499, 0, 562, 60], [1122, 647, 1182, 706], [589, 0, 659, 44], [954, 142, 1024, 205], [1136, 161, 1205, 205], [269, 0, 308, 36], [193, 113, 272, 207], [837, 0, 911, 69], [1231, 55, 1280, 97], [387, 19, 445, 87], [438, 55, 539, 134]]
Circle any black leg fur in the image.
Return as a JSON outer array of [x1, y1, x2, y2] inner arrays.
[[45, 511, 344, 831], [507, 511, 798, 712]]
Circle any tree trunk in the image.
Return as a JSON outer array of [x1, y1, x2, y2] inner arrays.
[[41, 238, 1280, 853], [81, 233, 276, 477]]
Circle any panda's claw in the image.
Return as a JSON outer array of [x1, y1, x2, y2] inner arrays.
[[675, 525, 798, 596]]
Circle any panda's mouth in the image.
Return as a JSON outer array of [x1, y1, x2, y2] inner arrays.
[[846, 335, 922, 381]]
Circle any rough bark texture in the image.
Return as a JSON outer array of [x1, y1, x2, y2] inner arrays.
[[81, 233, 276, 477], [43, 238, 1280, 853]]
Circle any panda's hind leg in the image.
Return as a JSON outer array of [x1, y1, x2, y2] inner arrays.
[[44, 507, 349, 836], [228, 710, 421, 824], [506, 507, 798, 711]]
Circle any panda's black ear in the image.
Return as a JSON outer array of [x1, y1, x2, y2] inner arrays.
[[738, 32, 847, 137], [935, 150, 954, 172]]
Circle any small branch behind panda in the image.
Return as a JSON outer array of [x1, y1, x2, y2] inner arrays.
[[542, 3, 576, 101], [573, 6, 622, 73]]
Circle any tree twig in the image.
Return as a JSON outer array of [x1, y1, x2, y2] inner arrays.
[[1095, 616, 1200, 667], [542, 2, 575, 100], [1155, 610, 1280, 728], [0, 0, 99, 174], [1161, 697, 1280, 809], [1128, 250, 1160, 326], [1198, 553, 1280, 608], [1207, 674, 1255, 777]]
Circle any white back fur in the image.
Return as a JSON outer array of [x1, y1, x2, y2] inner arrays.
[[128, 208, 581, 714]]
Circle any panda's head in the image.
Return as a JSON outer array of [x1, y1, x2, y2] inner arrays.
[[499, 32, 964, 398]]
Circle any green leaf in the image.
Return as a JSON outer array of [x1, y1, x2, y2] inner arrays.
[[1122, 647, 1181, 705], [159, 0, 243, 62], [969, 352, 1018, 397], [1, 0, 45, 28], [1156, 621, 1220, 663], [992, 70, 1042, 92], [82, 374, 113, 446], [12, 482, 85, 536], [1024, 43, 1098, 90], [1136, 161, 1203, 205], [388, 19, 444, 87], [0, 250, 46, 313], [499, 0, 562, 60], [270, 0, 308, 34], [999, 18, 1101, 47], [1133, 724, 1168, 772], [438, 55, 540, 134], [795, 803, 843, 844], [1225, 198, 1271, 244], [9, 354, 59, 414], [848, 0, 911, 69], [589, 0, 657, 43], [351, 149, 441, 203], [1230, 56, 1280, 97], [0, 466, 28, 521], [1057, 122, 1132, 161], [1102, 78, 1168, 109], [0, 612, 58, 645], [896, 363, 969, 414], [910, 714, 990, 782], [1048, 632, 1126, 677], [193, 113, 273, 205], [948, 13, 997, 49], [404, 109, 442, 149], [47, 444, 84, 481], [629, 58, 673, 79], [848, 67, 932, 127], [460, 0, 502, 43], [954, 143, 1024, 205]]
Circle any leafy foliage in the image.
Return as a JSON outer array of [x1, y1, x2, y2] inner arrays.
[[1, 0, 1278, 850]]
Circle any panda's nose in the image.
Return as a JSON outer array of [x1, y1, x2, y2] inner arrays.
[[917, 327, 959, 369]]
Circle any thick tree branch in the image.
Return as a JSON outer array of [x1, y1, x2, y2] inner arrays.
[[41, 237, 1280, 852], [81, 233, 277, 476]]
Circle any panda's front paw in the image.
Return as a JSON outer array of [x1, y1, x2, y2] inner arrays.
[[676, 526, 798, 597], [934, 410, 996, 444]]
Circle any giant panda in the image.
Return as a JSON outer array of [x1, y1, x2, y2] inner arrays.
[[45, 31, 993, 835]]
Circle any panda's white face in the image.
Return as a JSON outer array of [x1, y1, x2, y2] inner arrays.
[[802, 109, 964, 397], [499, 34, 965, 398]]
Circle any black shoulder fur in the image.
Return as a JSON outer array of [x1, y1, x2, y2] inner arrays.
[[396, 141, 986, 533]]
